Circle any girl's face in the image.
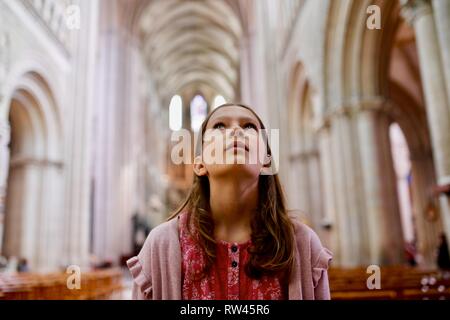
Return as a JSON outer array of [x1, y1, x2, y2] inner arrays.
[[195, 106, 270, 179]]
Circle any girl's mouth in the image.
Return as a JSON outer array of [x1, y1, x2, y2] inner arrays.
[[226, 140, 249, 152]]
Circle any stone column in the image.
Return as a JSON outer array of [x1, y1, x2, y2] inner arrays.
[[0, 118, 10, 253], [63, 0, 99, 269], [38, 161, 64, 272], [2, 159, 41, 269], [91, 21, 122, 263], [305, 149, 323, 233], [356, 100, 405, 265], [432, 0, 450, 106], [6, 158, 64, 272], [401, 0, 450, 239], [246, 0, 269, 121], [288, 149, 321, 229], [0, 30, 10, 253], [328, 109, 368, 267], [250, 0, 291, 185], [239, 35, 251, 104], [410, 149, 443, 268], [288, 152, 309, 220], [92, 0, 140, 263], [317, 121, 338, 256]]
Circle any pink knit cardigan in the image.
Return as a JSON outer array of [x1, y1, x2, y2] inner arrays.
[[127, 214, 333, 300]]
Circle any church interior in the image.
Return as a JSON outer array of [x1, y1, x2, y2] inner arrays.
[[1, 0, 450, 300]]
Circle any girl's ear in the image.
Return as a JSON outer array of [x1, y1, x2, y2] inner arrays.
[[193, 155, 208, 176], [260, 154, 272, 175]]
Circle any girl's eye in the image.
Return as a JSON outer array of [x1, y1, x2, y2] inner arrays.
[[213, 122, 226, 130], [244, 123, 257, 130]]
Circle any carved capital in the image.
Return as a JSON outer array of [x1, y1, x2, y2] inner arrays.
[[326, 96, 392, 121], [358, 96, 395, 117], [400, 0, 433, 25]]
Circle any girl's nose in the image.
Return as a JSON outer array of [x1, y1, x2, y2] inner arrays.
[[230, 125, 244, 138]]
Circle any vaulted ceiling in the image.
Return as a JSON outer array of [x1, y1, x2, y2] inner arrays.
[[138, 0, 243, 103]]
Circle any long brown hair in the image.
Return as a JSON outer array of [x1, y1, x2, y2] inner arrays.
[[168, 103, 295, 280]]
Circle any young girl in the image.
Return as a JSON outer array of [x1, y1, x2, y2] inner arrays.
[[127, 103, 332, 300]]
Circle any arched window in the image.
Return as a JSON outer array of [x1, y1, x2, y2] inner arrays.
[[213, 95, 226, 109], [190, 95, 208, 132], [169, 95, 182, 131], [389, 123, 414, 243]]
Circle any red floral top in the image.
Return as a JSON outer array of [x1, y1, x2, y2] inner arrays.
[[179, 211, 288, 300]]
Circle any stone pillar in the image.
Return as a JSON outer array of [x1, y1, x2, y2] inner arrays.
[[304, 149, 323, 233], [91, 24, 120, 263], [432, 0, 450, 106], [63, 0, 99, 269], [0, 31, 10, 253], [0, 118, 10, 253], [356, 100, 405, 265], [239, 35, 252, 104], [2, 159, 41, 269], [317, 121, 338, 257], [38, 161, 64, 272], [288, 152, 310, 219], [324, 100, 406, 267], [328, 109, 368, 267], [92, 0, 139, 263], [410, 149, 443, 267], [5, 158, 64, 272], [401, 0, 450, 239], [246, 0, 269, 121], [288, 148, 322, 229]]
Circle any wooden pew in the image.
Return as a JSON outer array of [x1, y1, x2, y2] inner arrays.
[[329, 266, 450, 300], [0, 268, 123, 300]]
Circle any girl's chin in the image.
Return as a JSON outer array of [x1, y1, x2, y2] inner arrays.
[[208, 163, 262, 177], [204, 152, 261, 166]]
